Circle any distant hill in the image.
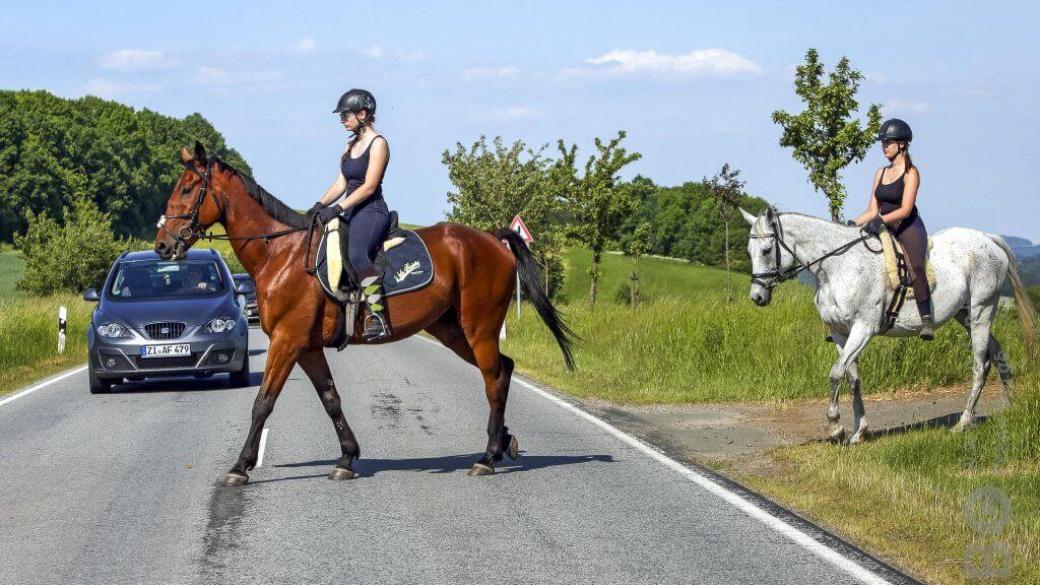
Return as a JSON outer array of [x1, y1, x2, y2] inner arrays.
[[1002, 235, 1040, 260]]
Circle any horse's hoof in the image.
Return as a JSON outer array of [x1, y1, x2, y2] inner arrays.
[[828, 425, 847, 444], [507, 435, 520, 460], [329, 467, 357, 481], [223, 472, 249, 487], [849, 431, 868, 444], [468, 463, 494, 476]]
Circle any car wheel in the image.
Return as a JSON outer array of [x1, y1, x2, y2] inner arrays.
[[89, 368, 113, 394], [229, 349, 251, 387]]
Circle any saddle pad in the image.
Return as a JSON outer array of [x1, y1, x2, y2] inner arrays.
[[314, 228, 433, 302], [879, 229, 935, 298], [380, 230, 434, 297]]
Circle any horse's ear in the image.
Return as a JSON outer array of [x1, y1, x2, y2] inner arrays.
[[765, 206, 777, 223], [180, 146, 193, 165], [194, 141, 208, 164], [739, 207, 757, 226]]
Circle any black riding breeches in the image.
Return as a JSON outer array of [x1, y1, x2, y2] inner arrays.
[[893, 214, 932, 316]]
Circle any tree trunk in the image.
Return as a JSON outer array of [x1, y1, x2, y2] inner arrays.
[[724, 219, 732, 303], [589, 249, 601, 306]]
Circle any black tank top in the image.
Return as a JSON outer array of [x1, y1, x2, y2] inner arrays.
[[341, 135, 387, 202], [874, 167, 918, 221]]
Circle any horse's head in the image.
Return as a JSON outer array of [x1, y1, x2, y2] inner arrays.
[[740, 206, 797, 307], [154, 142, 225, 260]]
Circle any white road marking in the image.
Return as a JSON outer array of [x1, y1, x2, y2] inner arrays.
[[255, 428, 269, 468], [0, 365, 88, 410], [415, 336, 893, 585]]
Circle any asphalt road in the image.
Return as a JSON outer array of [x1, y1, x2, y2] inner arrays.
[[0, 328, 908, 585]]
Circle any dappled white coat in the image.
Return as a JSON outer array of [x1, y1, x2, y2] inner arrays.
[[739, 207, 1035, 444]]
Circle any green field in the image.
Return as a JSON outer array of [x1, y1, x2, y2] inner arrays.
[[504, 249, 1034, 404]]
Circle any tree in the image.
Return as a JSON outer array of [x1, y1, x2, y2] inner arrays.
[[624, 221, 653, 307], [442, 136, 567, 296], [14, 195, 133, 295], [703, 163, 746, 303], [772, 49, 882, 221], [555, 131, 642, 305]]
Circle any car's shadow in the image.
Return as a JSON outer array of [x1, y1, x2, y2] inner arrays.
[[111, 371, 263, 393], [272, 452, 615, 477]]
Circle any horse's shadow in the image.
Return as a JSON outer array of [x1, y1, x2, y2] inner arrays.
[[865, 411, 991, 440], [273, 452, 614, 476]]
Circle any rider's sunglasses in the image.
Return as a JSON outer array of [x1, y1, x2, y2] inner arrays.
[[339, 111, 357, 122], [881, 139, 898, 147]]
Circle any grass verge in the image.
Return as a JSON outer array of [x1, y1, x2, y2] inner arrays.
[[0, 294, 92, 396]]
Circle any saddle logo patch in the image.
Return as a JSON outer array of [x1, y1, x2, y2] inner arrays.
[[393, 261, 424, 284]]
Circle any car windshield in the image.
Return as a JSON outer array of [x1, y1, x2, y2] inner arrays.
[[108, 260, 226, 299]]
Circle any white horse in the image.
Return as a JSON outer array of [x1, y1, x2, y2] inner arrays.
[[740, 207, 1037, 443]]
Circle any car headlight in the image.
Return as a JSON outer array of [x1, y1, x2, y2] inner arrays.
[[204, 317, 237, 333], [96, 322, 132, 338]]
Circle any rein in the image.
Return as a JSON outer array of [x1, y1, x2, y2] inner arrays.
[[750, 213, 877, 290]]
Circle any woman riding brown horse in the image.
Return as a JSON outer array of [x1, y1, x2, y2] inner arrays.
[[155, 142, 574, 486]]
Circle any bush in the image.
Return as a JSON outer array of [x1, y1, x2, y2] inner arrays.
[[14, 196, 132, 295]]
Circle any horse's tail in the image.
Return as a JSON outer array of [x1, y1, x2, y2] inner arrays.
[[494, 229, 577, 370], [988, 233, 1037, 359]]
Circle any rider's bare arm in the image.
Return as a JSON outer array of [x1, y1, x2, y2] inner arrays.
[[850, 169, 883, 225], [337, 137, 388, 211], [879, 167, 919, 225], [317, 149, 350, 206]]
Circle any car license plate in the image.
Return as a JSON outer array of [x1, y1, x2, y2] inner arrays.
[[141, 344, 191, 358]]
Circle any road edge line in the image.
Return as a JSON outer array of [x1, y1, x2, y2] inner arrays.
[[0, 364, 88, 409], [413, 335, 913, 585]]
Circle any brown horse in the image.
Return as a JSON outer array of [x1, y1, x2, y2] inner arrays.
[[154, 143, 575, 486]]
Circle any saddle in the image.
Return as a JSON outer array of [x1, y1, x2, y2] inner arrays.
[[312, 210, 434, 349], [877, 226, 935, 333]]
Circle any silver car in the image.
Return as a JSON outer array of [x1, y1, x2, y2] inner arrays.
[[83, 249, 253, 394]]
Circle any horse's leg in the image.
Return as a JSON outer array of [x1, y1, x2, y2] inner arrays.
[[848, 358, 869, 444], [988, 334, 1013, 393], [426, 314, 516, 476], [297, 348, 361, 480], [828, 324, 872, 443], [224, 337, 301, 486], [953, 302, 998, 432]]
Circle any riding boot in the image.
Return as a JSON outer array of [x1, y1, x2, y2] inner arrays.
[[360, 271, 392, 341], [917, 298, 934, 341]]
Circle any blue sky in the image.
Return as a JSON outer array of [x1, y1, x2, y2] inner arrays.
[[2, 1, 1037, 241]]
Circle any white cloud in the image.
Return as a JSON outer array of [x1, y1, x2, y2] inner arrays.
[[357, 45, 425, 62], [490, 106, 539, 120], [81, 77, 161, 98], [192, 66, 284, 87], [295, 37, 316, 54], [461, 65, 519, 81], [98, 49, 180, 71], [864, 71, 889, 85], [580, 48, 762, 78], [359, 45, 385, 59], [883, 98, 932, 115]]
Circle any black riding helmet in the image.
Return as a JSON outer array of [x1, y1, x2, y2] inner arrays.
[[877, 118, 912, 142], [333, 88, 377, 116]]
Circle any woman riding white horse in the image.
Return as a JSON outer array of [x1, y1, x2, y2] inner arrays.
[[740, 206, 1036, 444]]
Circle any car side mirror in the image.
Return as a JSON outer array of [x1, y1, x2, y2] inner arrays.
[[82, 288, 99, 302], [234, 280, 255, 295]]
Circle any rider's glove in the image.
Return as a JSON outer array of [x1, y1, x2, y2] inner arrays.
[[864, 216, 885, 236], [318, 205, 343, 224], [306, 202, 324, 218], [844, 219, 857, 227]]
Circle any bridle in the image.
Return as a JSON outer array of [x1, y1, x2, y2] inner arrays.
[[157, 161, 222, 252], [157, 161, 310, 256], [750, 211, 875, 291]]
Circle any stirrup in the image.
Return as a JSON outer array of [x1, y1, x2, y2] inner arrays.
[[363, 312, 391, 341]]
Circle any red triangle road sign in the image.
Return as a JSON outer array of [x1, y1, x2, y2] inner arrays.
[[509, 214, 534, 245]]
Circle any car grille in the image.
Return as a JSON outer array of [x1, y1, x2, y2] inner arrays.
[[134, 353, 200, 369], [143, 322, 186, 340]]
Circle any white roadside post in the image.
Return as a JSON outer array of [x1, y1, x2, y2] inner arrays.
[[57, 306, 67, 354]]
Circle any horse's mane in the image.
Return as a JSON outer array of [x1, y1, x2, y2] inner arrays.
[[212, 157, 310, 229]]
